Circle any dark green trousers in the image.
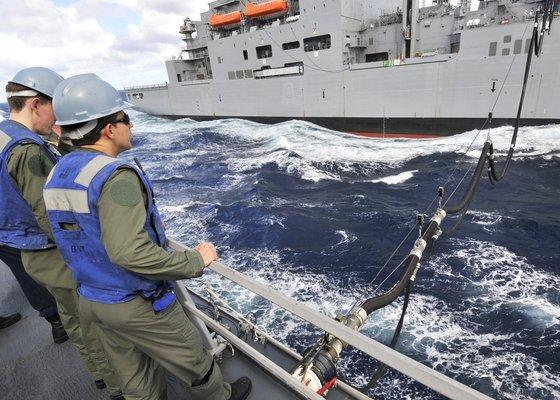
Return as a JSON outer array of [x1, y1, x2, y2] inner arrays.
[[79, 296, 231, 400], [21, 249, 122, 396]]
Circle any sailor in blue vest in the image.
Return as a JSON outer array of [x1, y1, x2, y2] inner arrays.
[[45, 74, 252, 400], [0, 67, 123, 398]]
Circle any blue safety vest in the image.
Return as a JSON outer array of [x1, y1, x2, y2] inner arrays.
[[0, 120, 58, 250], [44, 151, 175, 310]]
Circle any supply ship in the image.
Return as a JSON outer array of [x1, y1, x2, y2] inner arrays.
[[124, 0, 560, 137]]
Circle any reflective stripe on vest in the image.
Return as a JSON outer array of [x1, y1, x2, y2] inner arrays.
[[44, 188, 89, 213], [75, 155, 116, 187], [44, 154, 118, 214], [0, 130, 10, 152]]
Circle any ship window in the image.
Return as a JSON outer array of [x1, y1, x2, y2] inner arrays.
[[244, 69, 253, 78], [236, 70, 244, 79], [304, 34, 331, 52], [369, 37, 374, 46], [502, 48, 510, 56], [514, 39, 522, 54], [525, 38, 531, 53], [488, 42, 497, 56], [228, 71, 236, 80], [217, 56, 223, 64], [177, 74, 182, 82], [243, 50, 248, 60], [503, 35, 512, 43], [365, 52, 389, 62], [282, 41, 300, 50], [256, 45, 272, 59]]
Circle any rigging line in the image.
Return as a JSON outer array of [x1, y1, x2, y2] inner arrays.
[[432, 20, 531, 206], [364, 22, 528, 288], [489, 21, 531, 115], [370, 255, 408, 295], [364, 35, 514, 286], [363, 280, 413, 389], [443, 148, 479, 208], [367, 189, 442, 289], [488, 7, 552, 183], [441, 20, 531, 207], [367, 223, 416, 286]]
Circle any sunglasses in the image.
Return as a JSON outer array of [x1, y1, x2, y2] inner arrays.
[[111, 112, 131, 126]]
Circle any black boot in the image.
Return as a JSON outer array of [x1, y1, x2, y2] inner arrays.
[[229, 377, 252, 400], [0, 313, 21, 329], [45, 314, 69, 344], [95, 379, 107, 389], [109, 392, 125, 400]]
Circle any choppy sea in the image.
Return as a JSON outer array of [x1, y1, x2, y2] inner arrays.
[[1, 104, 559, 399]]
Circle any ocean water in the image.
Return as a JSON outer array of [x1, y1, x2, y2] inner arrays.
[[1, 105, 558, 399]]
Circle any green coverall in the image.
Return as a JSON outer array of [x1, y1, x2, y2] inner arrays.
[[7, 125, 122, 396], [75, 151, 231, 400]]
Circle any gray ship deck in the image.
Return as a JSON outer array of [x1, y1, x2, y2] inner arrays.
[[0, 260, 294, 400], [1, 242, 493, 400], [0, 260, 343, 400]]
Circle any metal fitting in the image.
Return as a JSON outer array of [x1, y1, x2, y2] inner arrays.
[[431, 227, 443, 241], [430, 208, 447, 226], [409, 238, 427, 259]]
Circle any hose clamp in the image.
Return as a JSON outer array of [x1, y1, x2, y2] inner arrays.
[[348, 306, 367, 327], [409, 238, 427, 259], [429, 208, 447, 226]]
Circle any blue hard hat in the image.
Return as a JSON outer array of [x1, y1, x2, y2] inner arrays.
[[53, 74, 132, 126], [8, 67, 64, 98]]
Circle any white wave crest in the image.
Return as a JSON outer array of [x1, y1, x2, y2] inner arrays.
[[130, 112, 560, 182], [443, 238, 560, 327], [369, 170, 418, 184]]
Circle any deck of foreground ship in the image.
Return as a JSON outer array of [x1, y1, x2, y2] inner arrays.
[[1, 237, 494, 400], [0, 261, 193, 400]]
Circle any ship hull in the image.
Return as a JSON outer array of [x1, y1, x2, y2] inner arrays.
[[149, 114, 560, 138]]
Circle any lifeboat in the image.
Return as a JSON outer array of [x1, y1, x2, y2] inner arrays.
[[209, 11, 242, 28], [244, 0, 288, 19]]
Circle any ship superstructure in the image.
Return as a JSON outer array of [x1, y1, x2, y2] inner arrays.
[[125, 0, 560, 137]]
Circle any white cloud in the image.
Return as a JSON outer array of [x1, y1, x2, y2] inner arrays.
[[0, 0, 209, 102]]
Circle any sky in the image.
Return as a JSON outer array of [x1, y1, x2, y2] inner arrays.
[[0, 0, 210, 102]]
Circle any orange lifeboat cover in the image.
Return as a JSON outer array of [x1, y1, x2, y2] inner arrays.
[[244, 0, 287, 19], [209, 11, 242, 27]]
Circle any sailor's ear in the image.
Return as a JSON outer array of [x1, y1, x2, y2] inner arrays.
[[101, 123, 114, 138], [28, 97, 41, 113]]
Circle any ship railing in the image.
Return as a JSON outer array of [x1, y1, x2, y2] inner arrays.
[[123, 83, 168, 91], [169, 239, 494, 400]]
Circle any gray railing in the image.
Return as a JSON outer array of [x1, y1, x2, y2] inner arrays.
[[169, 240, 493, 400], [123, 83, 168, 91]]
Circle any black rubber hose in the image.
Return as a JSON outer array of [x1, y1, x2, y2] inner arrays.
[[489, 3, 555, 182], [364, 280, 413, 389], [488, 24, 535, 183], [443, 141, 491, 215], [359, 220, 440, 315]]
